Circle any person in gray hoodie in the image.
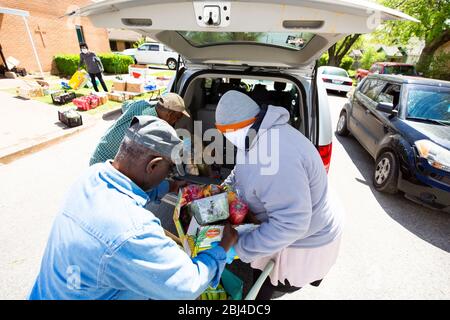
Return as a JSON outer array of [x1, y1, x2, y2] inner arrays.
[[78, 43, 108, 92], [215, 90, 344, 299]]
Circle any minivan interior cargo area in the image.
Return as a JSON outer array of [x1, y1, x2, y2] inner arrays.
[[174, 75, 304, 184]]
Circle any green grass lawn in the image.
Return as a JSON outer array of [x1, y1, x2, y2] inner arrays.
[[1, 77, 169, 116]]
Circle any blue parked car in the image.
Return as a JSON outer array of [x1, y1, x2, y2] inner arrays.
[[336, 74, 450, 212]]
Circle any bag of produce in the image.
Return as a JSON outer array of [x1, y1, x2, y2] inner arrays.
[[181, 184, 204, 204], [229, 198, 249, 225]]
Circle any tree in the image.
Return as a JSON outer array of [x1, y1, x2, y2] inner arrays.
[[326, 34, 362, 67], [378, 0, 450, 74], [360, 47, 387, 70]]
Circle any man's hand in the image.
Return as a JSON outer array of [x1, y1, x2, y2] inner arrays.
[[169, 179, 187, 193], [245, 210, 261, 225], [219, 222, 238, 252]]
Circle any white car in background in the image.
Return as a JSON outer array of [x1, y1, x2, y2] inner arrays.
[[318, 66, 353, 95], [134, 42, 179, 69]]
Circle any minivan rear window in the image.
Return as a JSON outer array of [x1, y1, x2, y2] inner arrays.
[[177, 32, 315, 50]]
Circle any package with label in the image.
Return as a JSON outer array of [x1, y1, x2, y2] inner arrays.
[[68, 70, 89, 90], [129, 64, 148, 80], [173, 184, 254, 258], [187, 193, 229, 225], [72, 96, 91, 111]]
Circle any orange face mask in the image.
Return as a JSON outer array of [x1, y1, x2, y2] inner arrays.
[[215, 117, 257, 133]]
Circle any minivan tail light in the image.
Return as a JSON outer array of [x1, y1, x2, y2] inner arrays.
[[318, 144, 332, 173], [322, 77, 332, 83]]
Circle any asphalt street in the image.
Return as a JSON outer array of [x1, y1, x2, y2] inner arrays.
[[0, 94, 448, 300]]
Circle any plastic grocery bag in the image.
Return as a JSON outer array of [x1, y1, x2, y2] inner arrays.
[[68, 70, 89, 90], [221, 268, 243, 300]]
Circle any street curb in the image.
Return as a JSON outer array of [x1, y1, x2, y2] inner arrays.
[[0, 104, 122, 165], [0, 122, 95, 165]]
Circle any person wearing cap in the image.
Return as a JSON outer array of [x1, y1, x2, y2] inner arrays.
[[216, 90, 344, 300], [28, 116, 238, 300], [89, 93, 190, 200]]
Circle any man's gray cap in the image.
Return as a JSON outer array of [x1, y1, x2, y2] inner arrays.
[[125, 115, 184, 176], [216, 90, 260, 126]]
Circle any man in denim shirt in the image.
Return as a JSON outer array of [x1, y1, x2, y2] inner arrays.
[[28, 116, 237, 300]]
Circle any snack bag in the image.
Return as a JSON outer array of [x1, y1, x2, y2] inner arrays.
[[202, 184, 222, 198], [181, 184, 204, 204]]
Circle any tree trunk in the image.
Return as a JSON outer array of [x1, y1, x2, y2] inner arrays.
[[417, 29, 450, 73], [327, 34, 361, 67]]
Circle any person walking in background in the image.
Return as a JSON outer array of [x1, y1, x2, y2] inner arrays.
[[78, 43, 108, 92]]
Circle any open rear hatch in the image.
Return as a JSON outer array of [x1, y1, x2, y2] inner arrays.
[[73, 0, 417, 70]]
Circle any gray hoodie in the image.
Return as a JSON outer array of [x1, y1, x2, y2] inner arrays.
[[224, 106, 344, 263], [79, 52, 104, 74]]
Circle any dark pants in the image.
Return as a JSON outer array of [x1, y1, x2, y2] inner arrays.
[[89, 72, 108, 92], [253, 269, 323, 300]]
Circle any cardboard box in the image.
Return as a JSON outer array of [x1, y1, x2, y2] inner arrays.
[[129, 64, 148, 80], [112, 79, 127, 91], [126, 81, 144, 93], [173, 188, 251, 259], [16, 85, 44, 99], [108, 92, 126, 102]]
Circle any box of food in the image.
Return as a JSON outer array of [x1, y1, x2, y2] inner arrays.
[[126, 81, 144, 93], [173, 184, 252, 258], [129, 64, 148, 80], [187, 193, 229, 225], [58, 109, 83, 128], [107, 92, 126, 102], [112, 79, 127, 91], [16, 85, 44, 99]]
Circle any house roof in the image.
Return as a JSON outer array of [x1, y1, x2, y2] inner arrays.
[[377, 45, 404, 57]]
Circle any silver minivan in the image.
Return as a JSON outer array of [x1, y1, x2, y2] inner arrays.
[[74, 0, 415, 174]]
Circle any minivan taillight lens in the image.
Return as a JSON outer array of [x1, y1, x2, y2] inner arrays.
[[322, 77, 332, 83], [318, 144, 332, 173]]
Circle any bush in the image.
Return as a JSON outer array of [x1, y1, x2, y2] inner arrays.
[[360, 47, 386, 70], [53, 54, 80, 77], [98, 53, 134, 74], [54, 53, 134, 76], [424, 52, 450, 81], [339, 56, 354, 71], [319, 52, 329, 66]]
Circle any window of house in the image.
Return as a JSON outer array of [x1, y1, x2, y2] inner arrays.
[[75, 25, 85, 44]]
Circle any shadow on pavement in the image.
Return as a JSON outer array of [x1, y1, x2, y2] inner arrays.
[[335, 132, 450, 253]]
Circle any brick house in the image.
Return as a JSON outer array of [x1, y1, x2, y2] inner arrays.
[[0, 0, 110, 74]]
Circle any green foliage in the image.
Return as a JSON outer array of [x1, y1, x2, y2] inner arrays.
[[360, 47, 387, 70], [97, 53, 134, 74], [133, 38, 146, 49], [426, 52, 450, 80], [54, 53, 134, 76], [53, 54, 80, 77], [319, 52, 329, 66], [340, 56, 354, 71], [379, 0, 449, 46]]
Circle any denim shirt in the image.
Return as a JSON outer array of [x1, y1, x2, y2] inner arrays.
[[28, 162, 226, 300]]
